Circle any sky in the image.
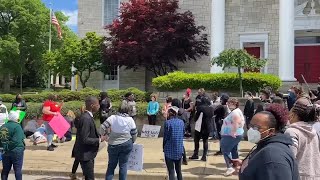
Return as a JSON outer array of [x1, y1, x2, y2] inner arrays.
[[42, 0, 78, 33]]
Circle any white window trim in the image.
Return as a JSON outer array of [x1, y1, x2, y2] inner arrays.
[[101, 0, 120, 89], [239, 32, 269, 74]]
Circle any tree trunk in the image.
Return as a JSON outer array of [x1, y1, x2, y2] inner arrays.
[[3, 73, 10, 92], [145, 69, 155, 92], [238, 66, 243, 97]]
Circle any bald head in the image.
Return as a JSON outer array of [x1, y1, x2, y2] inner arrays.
[[85, 96, 100, 113]]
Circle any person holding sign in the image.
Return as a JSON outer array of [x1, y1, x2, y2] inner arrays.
[[163, 106, 184, 180], [147, 94, 159, 125], [100, 103, 137, 180], [189, 96, 214, 162], [11, 94, 27, 112], [42, 94, 63, 151]]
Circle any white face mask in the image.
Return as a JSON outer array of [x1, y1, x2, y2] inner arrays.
[[247, 128, 273, 144], [247, 128, 261, 144]]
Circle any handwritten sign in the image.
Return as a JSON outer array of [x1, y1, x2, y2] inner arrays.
[[141, 124, 161, 138], [127, 144, 143, 171], [49, 113, 70, 138]]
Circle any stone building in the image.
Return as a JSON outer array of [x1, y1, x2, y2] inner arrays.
[[78, 0, 320, 91]]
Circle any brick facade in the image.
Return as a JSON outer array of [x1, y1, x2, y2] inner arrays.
[[78, 0, 319, 91]]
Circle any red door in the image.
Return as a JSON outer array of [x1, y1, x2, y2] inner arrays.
[[244, 47, 261, 72], [295, 46, 320, 83]]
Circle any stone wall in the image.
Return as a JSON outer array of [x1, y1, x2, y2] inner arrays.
[[225, 0, 279, 75], [176, 0, 212, 73]]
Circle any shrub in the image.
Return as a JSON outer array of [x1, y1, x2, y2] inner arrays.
[[152, 71, 282, 92], [3, 101, 150, 120], [0, 87, 147, 103]]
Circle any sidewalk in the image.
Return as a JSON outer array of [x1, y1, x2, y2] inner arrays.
[[3, 138, 254, 180]]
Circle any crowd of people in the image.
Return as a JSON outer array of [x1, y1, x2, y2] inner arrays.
[[0, 83, 319, 180]]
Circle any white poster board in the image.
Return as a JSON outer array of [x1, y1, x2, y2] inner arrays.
[[141, 124, 161, 138], [127, 144, 144, 171], [195, 112, 203, 132]]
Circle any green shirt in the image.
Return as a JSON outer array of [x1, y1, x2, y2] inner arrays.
[[0, 121, 25, 153]]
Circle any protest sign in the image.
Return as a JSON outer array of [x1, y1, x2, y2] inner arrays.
[[49, 113, 70, 138], [127, 144, 143, 171], [8, 107, 26, 124], [141, 124, 161, 138]]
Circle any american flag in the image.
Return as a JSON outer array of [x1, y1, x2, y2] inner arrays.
[[51, 12, 62, 39]]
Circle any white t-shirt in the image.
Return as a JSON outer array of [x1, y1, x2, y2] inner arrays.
[[102, 114, 137, 145]]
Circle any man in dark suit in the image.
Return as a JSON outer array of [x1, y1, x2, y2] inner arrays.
[[73, 96, 104, 180]]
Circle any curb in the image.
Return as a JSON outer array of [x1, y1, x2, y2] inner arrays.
[[21, 169, 238, 180]]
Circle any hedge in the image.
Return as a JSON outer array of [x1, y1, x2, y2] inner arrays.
[[0, 87, 147, 103], [3, 101, 149, 119], [152, 71, 282, 92]]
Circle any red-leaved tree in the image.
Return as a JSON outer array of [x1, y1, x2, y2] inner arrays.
[[103, 0, 209, 76]]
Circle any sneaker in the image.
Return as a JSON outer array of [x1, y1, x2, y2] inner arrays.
[[189, 155, 199, 160], [51, 144, 58, 148], [69, 173, 78, 180], [47, 146, 54, 151], [224, 167, 235, 176], [214, 151, 222, 156], [182, 160, 188, 165], [201, 156, 207, 161]]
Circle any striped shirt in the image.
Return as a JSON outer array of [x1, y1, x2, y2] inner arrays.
[[100, 113, 137, 145]]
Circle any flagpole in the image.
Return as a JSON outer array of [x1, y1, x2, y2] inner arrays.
[[47, 2, 52, 89]]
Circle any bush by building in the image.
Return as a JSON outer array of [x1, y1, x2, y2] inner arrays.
[[0, 87, 147, 103], [152, 71, 282, 92]]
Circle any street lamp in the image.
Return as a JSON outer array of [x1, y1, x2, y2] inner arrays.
[[20, 44, 34, 94]]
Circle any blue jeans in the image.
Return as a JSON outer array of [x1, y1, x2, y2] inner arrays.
[[106, 140, 133, 180], [221, 135, 242, 168], [1, 150, 24, 180], [44, 122, 54, 146]]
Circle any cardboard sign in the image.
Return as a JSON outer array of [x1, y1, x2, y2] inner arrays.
[[127, 144, 143, 171], [141, 124, 161, 138], [195, 112, 203, 132], [5, 108, 26, 124], [49, 113, 70, 138]]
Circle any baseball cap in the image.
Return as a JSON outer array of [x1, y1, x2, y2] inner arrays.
[[8, 111, 19, 122], [168, 106, 179, 113]]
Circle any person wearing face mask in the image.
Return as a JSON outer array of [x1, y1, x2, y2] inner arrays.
[[11, 94, 27, 112], [234, 104, 299, 180], [220, 98, 245, 176], [285, 102, 320, 180]]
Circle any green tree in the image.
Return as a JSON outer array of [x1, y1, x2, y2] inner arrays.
[[212, 49, 267, 96], [55, 32, 104, 88], [0, 36, 20, 91], [0, 0, 76, 91]]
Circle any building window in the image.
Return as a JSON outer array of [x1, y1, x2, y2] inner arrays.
[[104, 0, 119, 25], [295, 36, 320, 44], [104, 66, 118, 80]]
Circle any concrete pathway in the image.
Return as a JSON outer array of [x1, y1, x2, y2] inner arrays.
[[1, 138, 254, 180]]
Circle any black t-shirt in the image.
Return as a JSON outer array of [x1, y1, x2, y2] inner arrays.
[[182, 99, 192, 110]]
